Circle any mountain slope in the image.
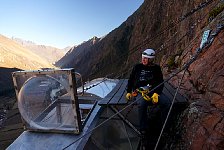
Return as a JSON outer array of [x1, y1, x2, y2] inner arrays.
[[12, 37, 66, 64], [0, 34, 54, 70], [55, 0, 224, 149], [56, 0, 217, 81], [55, 36, 101, 68]]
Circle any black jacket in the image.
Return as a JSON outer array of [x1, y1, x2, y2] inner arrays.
[[126, 63, 164, 96]]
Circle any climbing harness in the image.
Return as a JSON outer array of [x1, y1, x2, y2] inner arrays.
[[62, 1, 222, 149], [132, 85, 150, 99], [132, 85, 160, 104]]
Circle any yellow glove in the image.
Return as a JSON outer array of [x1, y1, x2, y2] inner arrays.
[[126, 93, 132, 100], [151, 93, 159, 104]]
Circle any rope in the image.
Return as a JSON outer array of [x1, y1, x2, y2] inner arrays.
[[153, 21, 224, 150], [154, 68, 187, 150], [61, 1, 223, 149], [62, 22, 224, 149], [62, 46, 206, 149], [115, 0, 218, 79], [62, 94, 144, 149], [90, 0, 216, 80]]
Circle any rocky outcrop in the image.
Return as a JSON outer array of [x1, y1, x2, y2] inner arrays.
[[56, 0, 219, 80], [55, 36, 102, 75], [55, 0, 224, 149], [167, 12, 224, 149], [178, 101, 224, 149]]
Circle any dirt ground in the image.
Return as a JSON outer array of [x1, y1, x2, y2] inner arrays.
[[0, 92, 24, 150]]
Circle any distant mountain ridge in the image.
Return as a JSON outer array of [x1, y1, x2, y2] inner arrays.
[[12, 37, 68, 64], [0, 34, 54, 70]]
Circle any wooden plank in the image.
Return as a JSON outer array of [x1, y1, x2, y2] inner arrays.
[[105, 80, 124, 99], [97, 97, 112, 105], [107, 80, 128, 105], [60, 95, 101, 102], [109, 79, 127, 104], [108, 91, 127, 105], [98, 79, 124, 105], [117, 80, 128, 104], [78, 96, 101, 101], [108, 95, 124, 105], [99, 80, 187, 106], [116, 90, 127, 104]]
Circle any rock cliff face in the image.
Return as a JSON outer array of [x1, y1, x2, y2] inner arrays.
[[57, 0, 219, 80], [169, 18, 224, 149], [55, 36, 101, 74], [56, 0, 224, 149]]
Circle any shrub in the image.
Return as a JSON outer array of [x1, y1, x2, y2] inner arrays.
[[167, 55, 176, 70], [208, 3, 224, 20]]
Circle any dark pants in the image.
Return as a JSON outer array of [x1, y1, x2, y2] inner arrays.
[[137, 93, 171, 132]]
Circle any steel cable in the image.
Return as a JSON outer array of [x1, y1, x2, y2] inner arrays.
[[61, 1, 222, 149]]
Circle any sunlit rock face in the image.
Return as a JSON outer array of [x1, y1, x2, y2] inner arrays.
[[168, 22, 224, 150], [54, 0, 224, 148]]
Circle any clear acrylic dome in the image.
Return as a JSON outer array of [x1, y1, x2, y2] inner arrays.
[[17, 75, 74, 130], [12, 69, 83, 134]]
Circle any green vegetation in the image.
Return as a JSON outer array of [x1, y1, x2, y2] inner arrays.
[[167, 55, 176, 69], [167, 54, 182, 71], [208, 3, 224, 20]]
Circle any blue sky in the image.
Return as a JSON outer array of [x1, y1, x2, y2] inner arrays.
[[0, 0, 143, 49]]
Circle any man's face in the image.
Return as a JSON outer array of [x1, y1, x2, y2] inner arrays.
[[142, 56, 150, 65], [142, 57, 149, 66]]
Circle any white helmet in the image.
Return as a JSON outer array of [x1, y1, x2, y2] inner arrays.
[[142, 48, 155, 58]]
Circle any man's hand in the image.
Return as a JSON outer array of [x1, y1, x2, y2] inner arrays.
[[126, 93, 132, 100], [132, 90, 138, 97], [151, 93, 159, 104]]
